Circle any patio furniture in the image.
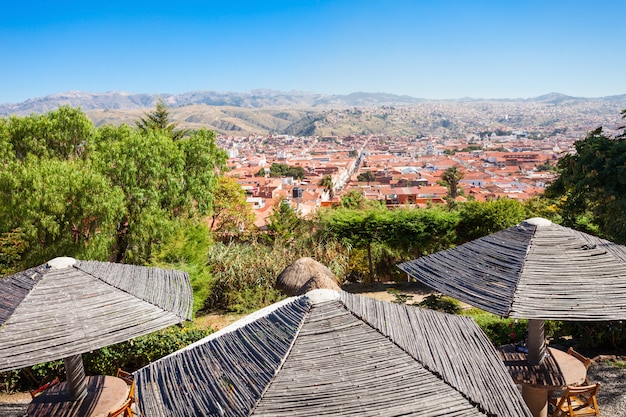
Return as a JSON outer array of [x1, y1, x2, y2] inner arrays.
[[107, 397, 133, 417], [497, 345, 587, 417], [29, 377, 60, 399], [116, 368, 134, 385], [1, 257, 192, 416], [398, 217, 626, 417], [566, 348, 591, 384], [28, 375, 129, 417], [550, 383, 600, 417]]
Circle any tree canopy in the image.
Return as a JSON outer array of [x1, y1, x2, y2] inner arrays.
[[545, 112, 626, 243], [135, 98, 189, 140], [0, 105, 227, 270]]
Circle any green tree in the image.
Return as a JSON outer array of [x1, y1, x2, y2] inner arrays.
[[455, 198, 528, 243], [357, 170, 376, 184], [0, 157, 125, 267], [136, 99, 188, 140], [93, 123, 226, 263], [545, 116, 626, 243], [441, 166, 464, 199], [319, 175, 334, 198], [266, 198, 302, 242], [178, 129, 228, 216], [268, 163, 305, 180], [321, 207, 392, 284], [340, 190, 368, 209], [1, 106, 94, 160], [210, 177, 256, 235]]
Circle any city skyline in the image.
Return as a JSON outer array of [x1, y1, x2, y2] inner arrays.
[[2, 0, 625, 104]]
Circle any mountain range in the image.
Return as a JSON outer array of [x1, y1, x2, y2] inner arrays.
[[1, 90, 625, 137], [3, 90, 626, 115]]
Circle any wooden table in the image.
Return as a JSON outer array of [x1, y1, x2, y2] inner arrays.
[[28, 375, 129, 417], [497, 344, 587, 417]]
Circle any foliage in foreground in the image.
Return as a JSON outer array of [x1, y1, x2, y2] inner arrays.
[[205, 234, 349, 313]]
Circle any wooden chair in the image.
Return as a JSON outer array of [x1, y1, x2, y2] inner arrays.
[[567, 348, 591, 384], [116, 368, 134, 385], [29, 376, 60, 399], [550, 383, 600, 417], [107, 397, 133, 417]]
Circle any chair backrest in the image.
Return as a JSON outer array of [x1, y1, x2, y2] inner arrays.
[[107, 397, 133, 417], [567, 348, 591, 370], [553, 383, 600, 417], [567, 347, 591, 384], [29, 376, 60, 399], [116, 368, 134, 385]]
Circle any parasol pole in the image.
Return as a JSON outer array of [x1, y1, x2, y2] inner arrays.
[[64, 354, 88, 401], [527, 319, 547, 365]]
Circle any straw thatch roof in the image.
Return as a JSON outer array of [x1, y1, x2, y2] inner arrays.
[[398, 217, 626, 321], [296, 272, 341, 294], [276, 257, 338, 296], [134, 290, 532, 417], [0, 258, 193, 372]]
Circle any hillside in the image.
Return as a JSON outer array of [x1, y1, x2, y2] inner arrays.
[[2, 90, 626, 137]]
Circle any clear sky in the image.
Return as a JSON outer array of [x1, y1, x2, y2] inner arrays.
[[1, 0, 624, 104]]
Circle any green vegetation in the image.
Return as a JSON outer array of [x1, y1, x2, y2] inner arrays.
[[2, 105, 626, 391], [357, 170, 376, 183], [268, 162, 305, 180], [546, 111, 626, 244], [441, 166, 464, 199]]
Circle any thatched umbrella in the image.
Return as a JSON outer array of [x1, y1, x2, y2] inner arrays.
[[399, 218, 626, 360], [296, 272, 341, 295], [398, 217, 626, 416], [0, 257, 192, 401], [134, 290, 532, 417], [276, 257, 338, 296]]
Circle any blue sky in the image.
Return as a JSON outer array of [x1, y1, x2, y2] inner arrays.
[[1, 0, 624, 103]]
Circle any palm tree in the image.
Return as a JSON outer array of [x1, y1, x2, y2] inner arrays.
[[442, 166, 464, 199], [319, 175, 334, 198]]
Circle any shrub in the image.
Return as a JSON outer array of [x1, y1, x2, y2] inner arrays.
[[552, 320, 626, 351], [463, 308, 528, 346], [418, 294, 462, 315], [151, 220, 213, 314], [83, 323, 213, 375]]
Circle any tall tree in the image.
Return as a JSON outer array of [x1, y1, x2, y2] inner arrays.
[[441, 166, 464, 199], [319, 175, 334, 198], [0, 157, 124, 267], [136, 99, 188, 140], [1, 106, 94, 161], [322, 207, 391, 285], [210, 177, 256, 235], [545, 113, 626, 243], [266, 198, 302, 243]]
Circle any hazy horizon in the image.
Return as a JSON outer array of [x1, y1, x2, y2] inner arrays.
[[2, 1, 625, 104]]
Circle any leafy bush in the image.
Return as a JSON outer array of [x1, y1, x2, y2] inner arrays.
[[206, 235, 348, 313], [463, 308, 528, 346], [418, 294, 462, 315], [552, 320, 626, 351], [151, 220, 213, 314]]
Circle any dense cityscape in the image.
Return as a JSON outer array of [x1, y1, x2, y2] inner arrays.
[[219, 99, 626, 227]]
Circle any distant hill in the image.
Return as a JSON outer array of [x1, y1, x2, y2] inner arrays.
[[1, 90, 625, 137], [0, 90, 428, 116]]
